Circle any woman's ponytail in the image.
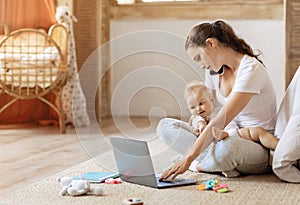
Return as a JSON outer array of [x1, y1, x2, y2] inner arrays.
[[185, 20, 263, 64]]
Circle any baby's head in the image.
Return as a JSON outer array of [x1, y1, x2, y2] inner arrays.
[[184, 81, 214, 118]]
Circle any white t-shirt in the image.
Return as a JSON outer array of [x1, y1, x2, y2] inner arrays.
[[205, 55, 277, 132]]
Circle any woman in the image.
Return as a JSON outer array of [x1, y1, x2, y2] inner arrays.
[[158, 20, 277, 180]]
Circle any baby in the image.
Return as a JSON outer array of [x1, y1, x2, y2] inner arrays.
[[184, 80, 279, 150]]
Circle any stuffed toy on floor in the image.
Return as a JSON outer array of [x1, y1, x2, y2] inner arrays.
[[58, 176, 104, 196]]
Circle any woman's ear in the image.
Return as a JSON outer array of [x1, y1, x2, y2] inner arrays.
[[209, 94, 214, 102], [205, 38, 217, 48]]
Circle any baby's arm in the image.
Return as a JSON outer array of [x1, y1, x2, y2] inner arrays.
[[197, 121, 207, 134], [189, 115, 207, 137]]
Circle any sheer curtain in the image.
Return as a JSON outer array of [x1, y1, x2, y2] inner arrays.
[[0, 0, 56, 32]]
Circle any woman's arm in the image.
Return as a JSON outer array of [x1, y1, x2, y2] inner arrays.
[[160, 92, 255, 180]]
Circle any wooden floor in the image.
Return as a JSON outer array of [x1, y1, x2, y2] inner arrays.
[[0, 117, 158, 197]]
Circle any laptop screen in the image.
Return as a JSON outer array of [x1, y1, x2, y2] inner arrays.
[[110, 136, 158, 187]]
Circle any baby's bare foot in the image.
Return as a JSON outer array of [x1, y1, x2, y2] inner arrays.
[[212, 126, 223, 140]]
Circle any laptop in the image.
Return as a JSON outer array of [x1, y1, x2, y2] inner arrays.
[[110, 136, 197, 188]]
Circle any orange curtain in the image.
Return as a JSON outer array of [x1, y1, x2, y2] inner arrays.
[[0, 0, 57, 33], [0, 0, 58, 124], [0, 94, 58, 124]]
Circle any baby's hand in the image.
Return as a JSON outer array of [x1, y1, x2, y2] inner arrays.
[[198, 123, 206, 133], [189, 126, 200, 137], [189, 116, 207, 137]]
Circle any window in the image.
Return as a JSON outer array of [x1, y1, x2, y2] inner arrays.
[[112, 0, 283, 20], [115, 0, 282, 5], [116, 0, 198, 4]]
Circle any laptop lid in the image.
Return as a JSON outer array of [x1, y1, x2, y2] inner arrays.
[[110, 136, 197, 188]]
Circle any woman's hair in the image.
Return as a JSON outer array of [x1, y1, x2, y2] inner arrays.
[[185, 20, 263, 64]]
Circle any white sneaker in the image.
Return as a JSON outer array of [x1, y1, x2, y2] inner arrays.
[[222, 169, 240, 177]]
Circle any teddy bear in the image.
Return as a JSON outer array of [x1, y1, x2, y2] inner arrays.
[[58, 176, 104, 196]]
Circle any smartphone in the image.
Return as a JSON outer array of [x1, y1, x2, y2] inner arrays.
[[210, 66, 224, 75]]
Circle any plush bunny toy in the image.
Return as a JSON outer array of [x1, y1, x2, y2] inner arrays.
[[58, 176, 104, 196]]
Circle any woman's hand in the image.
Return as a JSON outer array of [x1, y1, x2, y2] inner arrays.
[[159, 157, 192, 180]]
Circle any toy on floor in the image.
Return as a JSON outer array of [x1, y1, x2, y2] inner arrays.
[[122, 198, 144, 205], [212, 184, 229, 193], [105, 178, 122, 184], [58, 176, 104, 196], [197, 180, 229, 193]]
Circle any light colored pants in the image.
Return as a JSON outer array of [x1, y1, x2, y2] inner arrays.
[[273, 115, 300, 182], [156, 118, 270, 177]]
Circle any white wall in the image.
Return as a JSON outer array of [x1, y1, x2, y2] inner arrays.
[[110, 19, 285, 119]]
